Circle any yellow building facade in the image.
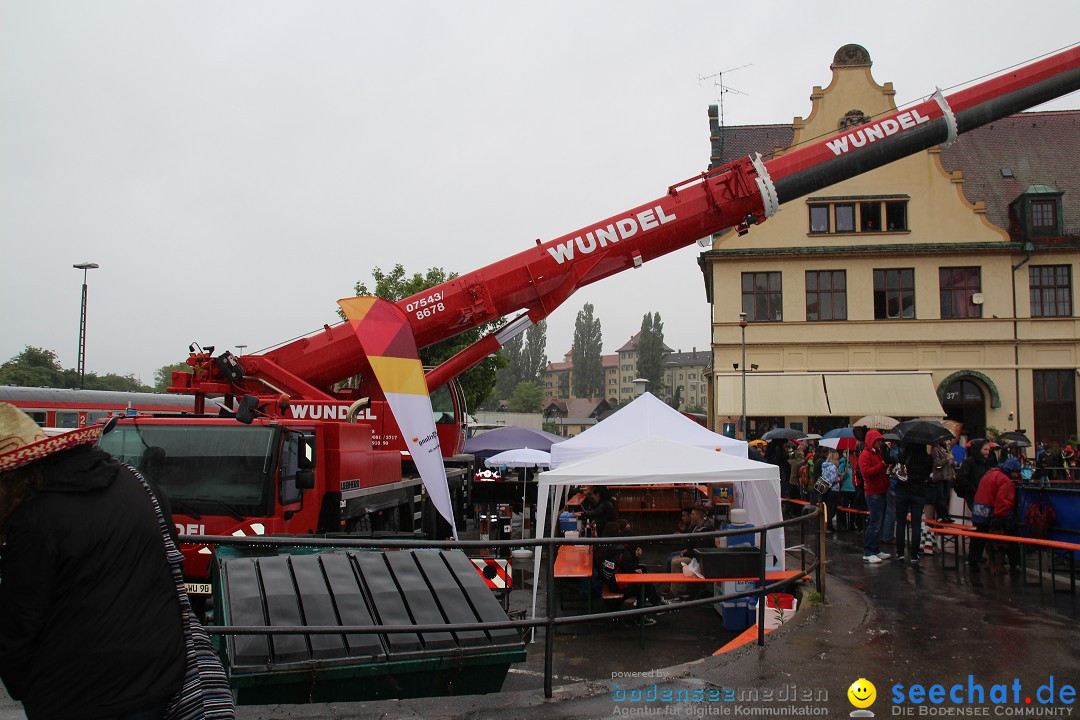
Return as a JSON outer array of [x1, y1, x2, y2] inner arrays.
[[701, 45, 1079, 445]]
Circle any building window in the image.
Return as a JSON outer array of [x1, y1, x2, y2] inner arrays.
[[873, 268, 915, 319], [1030, 265, 1072, 318], [885, 201, 907, 231], [939, 267, 982, 319], [1031, 200, 1057, 230], [1034, 370, 1077, 444], [805, 270, 847, 321], [835, 204, 855, 233], [860, 202, 881, 232], [807, 198, 907, 234], [742, 272, 783, 322]]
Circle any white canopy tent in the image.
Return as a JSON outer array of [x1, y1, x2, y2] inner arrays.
[[549, 392, 747, 468], [531, 436, 784, 621]]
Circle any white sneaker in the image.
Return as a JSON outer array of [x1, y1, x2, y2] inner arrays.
[[876, 552, 891, 560], [863, 554, 883, 564]]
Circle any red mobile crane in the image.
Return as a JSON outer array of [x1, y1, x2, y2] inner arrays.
[[97, 46, 1080, 595]]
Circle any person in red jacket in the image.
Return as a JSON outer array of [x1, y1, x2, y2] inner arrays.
[[968, 457, 1022, 573], [858, 430, 891, 564]]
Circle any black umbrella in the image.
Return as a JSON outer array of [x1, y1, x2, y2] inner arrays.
[[761, 427, 807, 441], [893, 419, 954, 445], [999, 431, 1032, 448]]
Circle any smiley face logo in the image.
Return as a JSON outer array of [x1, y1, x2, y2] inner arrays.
[[847, 678, 877, 709]]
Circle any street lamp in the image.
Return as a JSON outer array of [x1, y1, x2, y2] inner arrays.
[[73, 262, 99, 388], [739, 312, 748, 440], [236, 344, 248, 355]]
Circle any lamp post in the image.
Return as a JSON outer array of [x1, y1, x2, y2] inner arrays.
[[739, 312, 748, 440], [236, 344, 247, 355], [73, 262, 99, 388]]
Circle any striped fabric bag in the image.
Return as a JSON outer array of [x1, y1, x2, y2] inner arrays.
[[128, 465, 236, 720]]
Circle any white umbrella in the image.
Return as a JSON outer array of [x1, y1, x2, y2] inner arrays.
[[484, 448, 552, 468]]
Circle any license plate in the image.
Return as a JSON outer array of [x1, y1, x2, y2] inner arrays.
[[185, 582, 212, 595]]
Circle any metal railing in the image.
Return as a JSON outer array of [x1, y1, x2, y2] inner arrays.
[[180, 506, 823, 699]]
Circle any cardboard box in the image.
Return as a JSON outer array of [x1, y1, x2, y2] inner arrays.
[[693, 547, 759, 578]]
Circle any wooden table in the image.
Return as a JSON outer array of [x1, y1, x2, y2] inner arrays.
[[554, 545, 593, 578], [615, 569, 807, 647], [553, 545, 595, 627]]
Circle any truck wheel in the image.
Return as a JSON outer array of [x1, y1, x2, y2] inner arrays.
[[347, 514, 372, 533]]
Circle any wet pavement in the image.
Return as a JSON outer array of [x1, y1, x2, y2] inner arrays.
[[1, 528, 1077, 719]]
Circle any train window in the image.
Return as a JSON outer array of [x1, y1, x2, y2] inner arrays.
[[26, 411, 47, 426], [55, 411, 80, 428]]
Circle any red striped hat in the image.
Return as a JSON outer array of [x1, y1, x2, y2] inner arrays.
[[0, 402, 105, 473]]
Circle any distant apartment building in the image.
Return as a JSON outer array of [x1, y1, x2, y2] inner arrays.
[[662, 348, 710, 412], [541, 334, 706, 410]]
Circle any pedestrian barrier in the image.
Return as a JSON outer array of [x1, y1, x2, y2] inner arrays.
[[926, 525, 1079, 592]]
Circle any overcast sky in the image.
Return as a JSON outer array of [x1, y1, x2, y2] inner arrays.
[[2, 2, 1078, 386]]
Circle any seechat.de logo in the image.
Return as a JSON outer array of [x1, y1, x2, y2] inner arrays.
[[848, 678, 877, 717]]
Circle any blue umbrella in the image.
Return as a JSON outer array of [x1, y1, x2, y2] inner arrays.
[[463, 425, 563, 454], [823, 427, 856, 439]]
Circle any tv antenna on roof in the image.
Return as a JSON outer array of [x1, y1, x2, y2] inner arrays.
[[698, 64, 751, 160]]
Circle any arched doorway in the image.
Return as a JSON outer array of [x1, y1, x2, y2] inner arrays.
[[941, 379, 986, 441]]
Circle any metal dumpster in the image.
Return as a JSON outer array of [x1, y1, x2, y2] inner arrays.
[[212, 547, 527, 704]]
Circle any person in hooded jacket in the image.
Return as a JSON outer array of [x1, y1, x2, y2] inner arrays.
[[955, 439, 995, 512], [857, 430, 891, 563], [968, 457, 1022, 573], [0, 403, 187, 720]]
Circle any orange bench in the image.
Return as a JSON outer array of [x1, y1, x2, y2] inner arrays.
[[926, 525, 1079, 592]]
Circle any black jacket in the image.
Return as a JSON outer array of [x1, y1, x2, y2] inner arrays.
[[583, 498, 616, 534], [681, 520, 717, 556], [0, 447, 185, 720], [900, 444, 932, 492], [956, 441, 995, 502]]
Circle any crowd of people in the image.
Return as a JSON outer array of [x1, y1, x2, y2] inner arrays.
[[757, 429, 1041, 573]]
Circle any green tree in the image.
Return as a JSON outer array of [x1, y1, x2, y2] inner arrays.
[[571, 303, 603, 398], [670, 385, 683, 411], [352, 264, 505, 411], [493, 336, 524, 400], [637, 312, 666, 394], [0, 346, 64, 387], [0, 346, 152, 391], [521, 321, 548, 385], [87, 373, 151, 392], [493, 320, 548, 401], [154, 362, 191, 391], [507, 381, 543, 413]]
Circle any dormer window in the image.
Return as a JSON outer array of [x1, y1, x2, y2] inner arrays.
[[1031, 200, 1057, 231], [1010, 185, 1064, 237]]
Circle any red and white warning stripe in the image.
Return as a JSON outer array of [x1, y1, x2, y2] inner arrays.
[[471, 557, 511, 590]]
